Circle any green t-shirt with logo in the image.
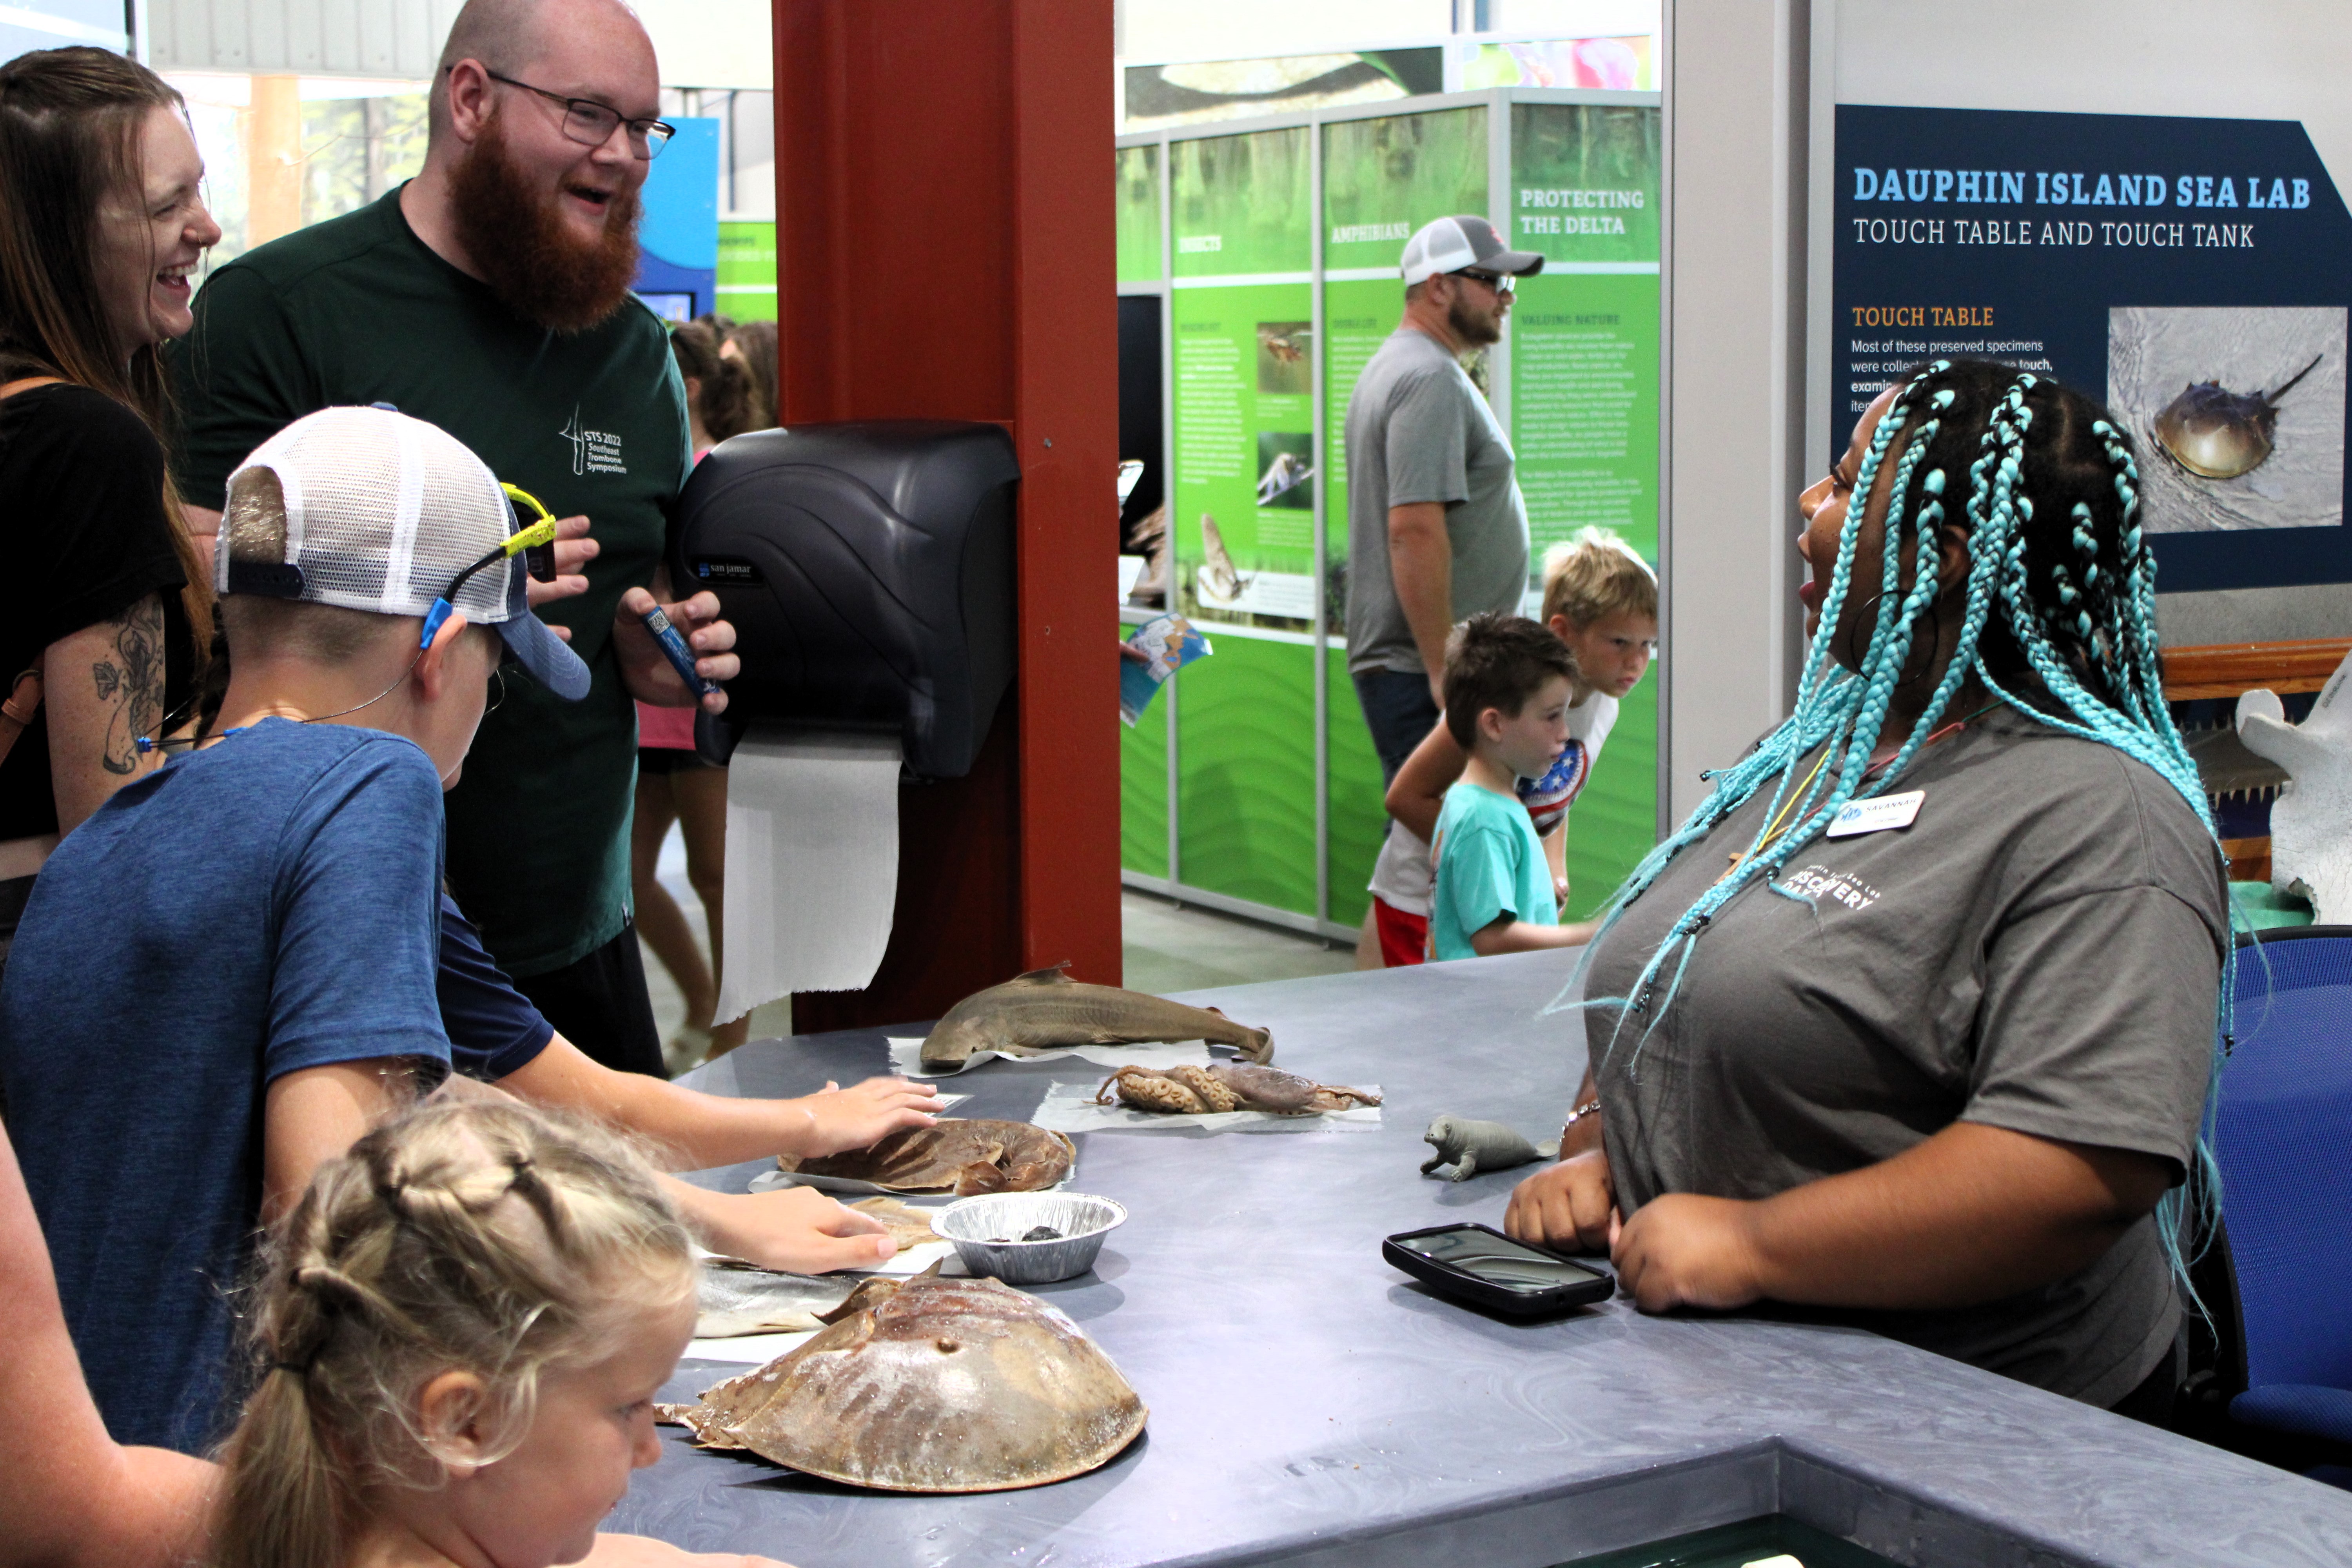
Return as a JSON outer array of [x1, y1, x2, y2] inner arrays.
[[172, 186, 691, 976]]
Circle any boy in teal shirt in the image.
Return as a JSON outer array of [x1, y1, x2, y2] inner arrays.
[[1430, 614, 1594, 959]]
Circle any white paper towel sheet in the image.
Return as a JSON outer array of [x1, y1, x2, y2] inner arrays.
[[715, 728, 904, 1024], [1029, 1080, 1383, 1134], [886, 1035, 1214, 1078]]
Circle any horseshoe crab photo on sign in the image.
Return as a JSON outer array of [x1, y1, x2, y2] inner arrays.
[[780, 1118, 1075, 1195], [2106, 305, 2347, 534], [662, 1270, 1147, 1492], [2152, 353, 2323, 479], [918, 962, 1274, 1071]]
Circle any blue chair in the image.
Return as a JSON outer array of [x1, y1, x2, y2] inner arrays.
[[2198, 926, 2352, 1470]]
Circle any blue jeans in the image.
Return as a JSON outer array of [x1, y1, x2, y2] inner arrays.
[[1351, 667, 1441, 786]]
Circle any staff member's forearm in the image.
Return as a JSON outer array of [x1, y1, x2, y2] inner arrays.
[[1387, 501, 1454, 685], [1731, 1122, 2169, 1309]]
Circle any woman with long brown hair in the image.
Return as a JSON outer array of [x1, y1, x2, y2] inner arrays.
[[0, 46, 219, 968]]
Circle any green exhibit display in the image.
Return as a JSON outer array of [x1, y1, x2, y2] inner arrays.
[[1120, 89, 1661, 938], [1506, 101, 1661, 915], [717, 221, 777, 321], [1168, 127, 1319, 915]]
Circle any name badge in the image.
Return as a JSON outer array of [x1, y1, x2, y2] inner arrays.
[[1825, 789, 1924, 838]]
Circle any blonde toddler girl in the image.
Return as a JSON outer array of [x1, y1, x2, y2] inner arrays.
[[214, 1100, 716, 1568]]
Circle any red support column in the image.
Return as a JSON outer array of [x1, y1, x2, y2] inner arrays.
[[774, 1, 1121, 1030]]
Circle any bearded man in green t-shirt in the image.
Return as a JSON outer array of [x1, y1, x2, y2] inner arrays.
[[173, 0, 739, 1076]]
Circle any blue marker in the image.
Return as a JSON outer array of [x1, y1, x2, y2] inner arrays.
[[641, 604, 721, 697]]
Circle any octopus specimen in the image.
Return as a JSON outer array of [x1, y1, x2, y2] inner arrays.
[[1096, 1062, 1380, 1116], [662, 1271, 1147, 1492], [2151, 353, 2323, 480], [781, 1118, 1075, 1195], [918, 962, 1274, 1070]]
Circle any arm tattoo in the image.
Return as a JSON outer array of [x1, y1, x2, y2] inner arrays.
[[93, 596, 165, 775]]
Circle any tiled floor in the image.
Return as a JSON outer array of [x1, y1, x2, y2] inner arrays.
[[638, 828, 1353, 1071], [1116, 890, 1355, 994]]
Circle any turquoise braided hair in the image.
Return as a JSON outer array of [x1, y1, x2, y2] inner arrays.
[[1560, 360, 2236, 1301]]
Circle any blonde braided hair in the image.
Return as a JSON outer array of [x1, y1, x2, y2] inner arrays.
[[211, 1100, 694, 1568]]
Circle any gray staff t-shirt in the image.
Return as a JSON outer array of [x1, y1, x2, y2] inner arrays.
[[1582, 708, 2227, 1405], [1343, 328, 1530, 675]]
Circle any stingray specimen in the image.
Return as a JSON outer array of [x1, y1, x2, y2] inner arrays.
[[693, 1265, 861, 1338], [1095, 1062, 1379, 1115], [662, 1271, 1147, 1492], [919, 963, 1274, 1070], [781, 1118, 1075, 1195], [2151, 353, 2323, 480]]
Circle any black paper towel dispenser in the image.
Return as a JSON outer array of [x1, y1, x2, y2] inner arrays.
[[671, 419, 1019, 779]]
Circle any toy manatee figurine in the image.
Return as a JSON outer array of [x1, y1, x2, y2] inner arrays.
[[1419, 1115, 1559, 1183]]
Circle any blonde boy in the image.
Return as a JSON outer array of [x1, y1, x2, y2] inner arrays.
[[1366, 528, 1658, 966]]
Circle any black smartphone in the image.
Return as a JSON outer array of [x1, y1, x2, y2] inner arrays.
[[1383, 1222, 1615, 1316]]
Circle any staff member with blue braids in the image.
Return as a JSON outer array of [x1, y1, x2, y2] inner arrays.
[[1506, 359, 2228, 1419]]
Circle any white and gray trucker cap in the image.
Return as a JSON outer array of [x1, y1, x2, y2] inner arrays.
[[218, 405, 591, 701], [1399, 214, 1546, 287]]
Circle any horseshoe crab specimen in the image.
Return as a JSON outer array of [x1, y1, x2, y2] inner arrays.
[[663, 1271, 1147, 1492], [782, 1119, 1075, 1195], [2152, 353, 2323, 479], [1096, 1062, 1380, 1116], [919, 962, 1274, 1070]]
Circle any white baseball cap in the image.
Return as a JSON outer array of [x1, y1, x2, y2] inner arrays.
[[220, 405, 591, 701], [1399, 214, 1546, 288]]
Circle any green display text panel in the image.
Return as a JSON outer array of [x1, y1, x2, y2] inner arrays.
[[1176, 635, 1317, 916], [1320, 275, 1405, 640], [1511, 270, 1660, 562], [1567, 677, 1656, 922], [1170, 127, 1310, 279], [1116, 144, 1161, 285], [1324, 646, 1387, 929], [1321, 106, 1487, 274], [1120, 699, 1169, 878], [1170, 281, 1316, 623]]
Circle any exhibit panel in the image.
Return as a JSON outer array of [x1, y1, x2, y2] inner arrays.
[[1118, 90, 1664, 937], [1164, 124, 1321, 918], [1507, 99, 1662, 915], [1813, 0, 2352, 913]]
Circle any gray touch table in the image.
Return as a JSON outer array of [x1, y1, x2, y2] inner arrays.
[[612, 951, 2352, 1567]]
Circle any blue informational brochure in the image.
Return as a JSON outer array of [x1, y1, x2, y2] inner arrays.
[[1120, 613, 1213, 726]]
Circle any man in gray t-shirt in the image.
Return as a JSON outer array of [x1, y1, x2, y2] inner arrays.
[[1343, 215, 1541, 783]]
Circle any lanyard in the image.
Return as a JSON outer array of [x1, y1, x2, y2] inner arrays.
[[1722, 701, 2004, 882]]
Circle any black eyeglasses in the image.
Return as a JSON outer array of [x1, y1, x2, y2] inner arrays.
[[1454, 268, 1515, 295], [480, 69, 674, 160]]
